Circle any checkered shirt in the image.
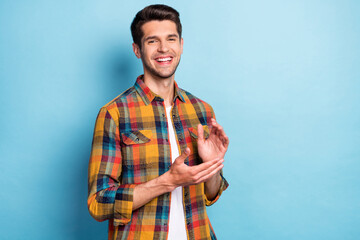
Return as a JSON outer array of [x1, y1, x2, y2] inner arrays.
[[88, 75, 229, 239]]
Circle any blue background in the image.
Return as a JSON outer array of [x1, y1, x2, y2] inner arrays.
[[1, 1, 359, 239]]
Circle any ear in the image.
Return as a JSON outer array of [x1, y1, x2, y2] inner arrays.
[[132, 43, 141, 59], [180, 38, 184, 54]]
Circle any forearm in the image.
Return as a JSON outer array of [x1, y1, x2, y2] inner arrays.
[[132, 171, 175, 210], [204, 170, 222, 201]]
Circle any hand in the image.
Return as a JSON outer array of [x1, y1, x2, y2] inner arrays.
[[166, 147, 224, 189], [197, 118, 229, 163]]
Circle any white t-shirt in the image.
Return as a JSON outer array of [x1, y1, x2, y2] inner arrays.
[[166, 106, 187, 240]]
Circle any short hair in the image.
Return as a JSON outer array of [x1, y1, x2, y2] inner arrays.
[[130, 4, 182, 48]]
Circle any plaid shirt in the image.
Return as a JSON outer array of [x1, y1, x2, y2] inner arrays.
[[88, 76, 229, 240]]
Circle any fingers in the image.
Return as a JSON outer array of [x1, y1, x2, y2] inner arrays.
[[191, 157, 220, 173], [209, 118, 218, 136], [174, 147, 190, 165], [171, 152, 224, 186], [193, 159, 224, 184], [196, 163, 224, 184], [191, 158, 223, 178], [210, 118, 229, 148]]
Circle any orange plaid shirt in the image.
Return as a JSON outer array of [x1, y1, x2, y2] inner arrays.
[[88, 76, 228, 239]]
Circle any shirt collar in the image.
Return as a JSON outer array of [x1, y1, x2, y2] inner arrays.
[[134, 75, 185, 105]]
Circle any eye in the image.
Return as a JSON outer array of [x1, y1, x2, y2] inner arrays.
[[147, 40, 157, 44], [168, 38, 176, 42]]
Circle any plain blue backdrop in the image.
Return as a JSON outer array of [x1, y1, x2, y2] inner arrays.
[[1, 1, 359, 239]]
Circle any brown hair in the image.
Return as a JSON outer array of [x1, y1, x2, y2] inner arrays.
[[130, 4, 182, 48]]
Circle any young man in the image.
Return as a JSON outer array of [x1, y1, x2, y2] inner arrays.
[[88, 4, 229, 240]]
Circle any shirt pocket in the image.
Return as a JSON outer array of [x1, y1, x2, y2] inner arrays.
[[121, 129, 155, 170], [188, 125, 210, 139], [122, 129, 152, 145]]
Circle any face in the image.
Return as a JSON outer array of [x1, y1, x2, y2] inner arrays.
[[133, 20, 183, 80]]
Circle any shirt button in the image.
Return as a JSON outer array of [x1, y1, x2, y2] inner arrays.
[[136, 138, 139, 142], [162, 113, 165, 118]]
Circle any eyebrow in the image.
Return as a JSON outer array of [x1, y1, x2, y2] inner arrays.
[[167, 34, 179, 39], [144, 34, 179, 42]]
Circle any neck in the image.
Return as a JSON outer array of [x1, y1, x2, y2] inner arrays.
[[143, 73, 175, 107]]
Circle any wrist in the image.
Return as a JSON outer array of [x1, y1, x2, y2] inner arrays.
[[201, 156, 224, 163], [160, 171, 177, 192]]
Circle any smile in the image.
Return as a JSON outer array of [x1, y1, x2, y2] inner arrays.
[[155, 57, 173, 63]]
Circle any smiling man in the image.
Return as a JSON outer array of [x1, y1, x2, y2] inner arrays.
[[88, 4, 229, 240]]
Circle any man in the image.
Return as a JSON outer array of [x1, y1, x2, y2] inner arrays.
[[88, 4, 229, 240]]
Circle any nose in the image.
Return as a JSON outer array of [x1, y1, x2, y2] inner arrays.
[[158, 41, 169, 52]]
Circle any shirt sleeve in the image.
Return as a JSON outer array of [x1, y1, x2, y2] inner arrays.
[[204, 171, 229, 206], [87, 107, 135, 226]]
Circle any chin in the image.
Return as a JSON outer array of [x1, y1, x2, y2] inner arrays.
[[150, 69, 176, 79], [144, 61, 180, 79]]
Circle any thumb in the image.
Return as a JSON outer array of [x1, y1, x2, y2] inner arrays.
[[197, 124, 204, 143], [174, 147, 190, 164]]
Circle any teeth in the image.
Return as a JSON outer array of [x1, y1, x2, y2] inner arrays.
[[157, 57, 172, 62]]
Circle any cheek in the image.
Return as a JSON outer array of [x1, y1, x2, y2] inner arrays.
[[141, 48, 155, 60], [174, 45, 183, 55]]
